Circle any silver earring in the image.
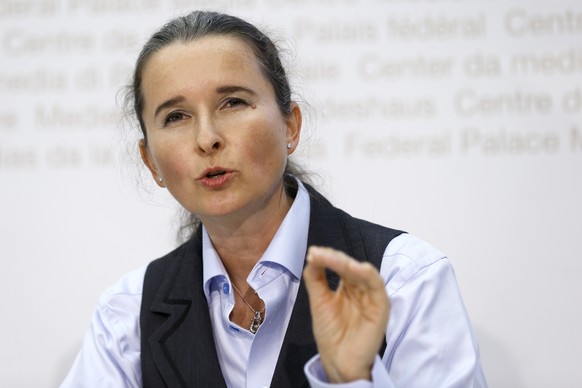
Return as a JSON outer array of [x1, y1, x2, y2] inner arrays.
[[158, 177, 163, 182], [287, 142, 292, 149]]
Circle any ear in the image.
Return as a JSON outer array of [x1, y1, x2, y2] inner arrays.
[[285, 102, 302, 155], [139, 139, 165, 187]]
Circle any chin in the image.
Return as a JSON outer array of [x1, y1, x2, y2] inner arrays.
[[187, 199, 242, 219]]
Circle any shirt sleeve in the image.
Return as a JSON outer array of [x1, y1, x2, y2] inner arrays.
[[60, 266, 146, 388], [304, 234, 488, 388], [305, 355, 397, 388]]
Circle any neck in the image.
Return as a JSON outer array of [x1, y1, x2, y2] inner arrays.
[[202, 180, 293, 281]]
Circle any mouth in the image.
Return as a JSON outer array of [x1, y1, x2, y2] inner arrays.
[[198, 168, 232, 180], [197, 168, 234, 188]]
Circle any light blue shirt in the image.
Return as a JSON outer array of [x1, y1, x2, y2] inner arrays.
[[61, 181, 487, 387]]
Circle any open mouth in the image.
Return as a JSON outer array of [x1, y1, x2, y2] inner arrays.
[[198, 169, 232, 187], [206, 170, 226, 179]]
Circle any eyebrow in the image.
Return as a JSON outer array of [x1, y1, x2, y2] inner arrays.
[[154, 96, 186, 119], [216, 85, 257, 96]]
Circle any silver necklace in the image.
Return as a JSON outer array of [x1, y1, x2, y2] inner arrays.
[[231, 283, 265, 334]]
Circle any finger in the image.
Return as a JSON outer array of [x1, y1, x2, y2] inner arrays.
[[307, 246, 384, 291], [303, 247, 334, 301]]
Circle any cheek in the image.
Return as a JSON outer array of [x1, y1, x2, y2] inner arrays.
[[242, 123, 287, 170], [150, 142, 191, 180]]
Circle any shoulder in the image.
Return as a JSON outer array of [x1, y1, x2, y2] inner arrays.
[[98, 238, 195, 310], [384, 233, 446, 267], [96, 235, 195, 322], [100, 265, 148, 300], [96, 265, 148, 326], [90, 238, 198, 335], [380, 233, 452, 294]]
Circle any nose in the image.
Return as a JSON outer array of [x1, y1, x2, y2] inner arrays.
[[195, 116, 223, 155]]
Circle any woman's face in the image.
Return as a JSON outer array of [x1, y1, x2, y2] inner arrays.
[[139, 35, 301, 223]]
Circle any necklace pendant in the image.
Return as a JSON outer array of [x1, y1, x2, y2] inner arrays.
[[249, 311, 263, 334]]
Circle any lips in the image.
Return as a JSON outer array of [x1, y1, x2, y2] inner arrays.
[[198, 167, 232, 180], [197, 167, 234, 188]]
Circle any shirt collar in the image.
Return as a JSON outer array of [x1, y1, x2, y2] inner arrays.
[[202, 179, 311, 298]]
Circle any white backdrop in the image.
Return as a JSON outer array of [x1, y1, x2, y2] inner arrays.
[[1, 1, 581, 387]]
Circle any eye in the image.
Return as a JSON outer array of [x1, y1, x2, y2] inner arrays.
[[163, 111, 189, 126], [221, 97, 248, 109]]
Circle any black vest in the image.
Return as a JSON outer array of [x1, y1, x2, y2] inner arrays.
[[140, 184, 403, 387]]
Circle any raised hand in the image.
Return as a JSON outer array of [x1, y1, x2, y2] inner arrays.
[[303, 246, 390, 383]]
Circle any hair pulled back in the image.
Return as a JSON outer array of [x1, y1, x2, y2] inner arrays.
[[124, 11, 310, 240]]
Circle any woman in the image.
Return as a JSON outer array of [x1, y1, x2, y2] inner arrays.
[[62, 11, 487, 387]]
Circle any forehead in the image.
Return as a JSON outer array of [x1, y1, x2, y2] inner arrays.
[[141, 35, 264, 94]]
